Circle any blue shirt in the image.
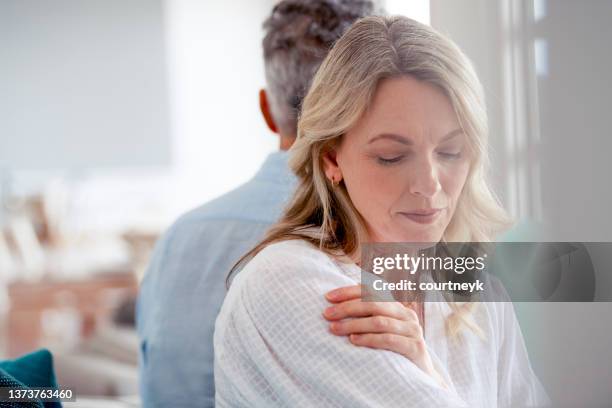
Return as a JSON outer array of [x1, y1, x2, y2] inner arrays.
[[136, 151, 296, 407]]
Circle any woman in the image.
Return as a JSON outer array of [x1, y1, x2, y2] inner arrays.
[[214, 15, 550, 407]]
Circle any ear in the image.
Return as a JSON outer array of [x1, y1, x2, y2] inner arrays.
[[259, 89, 278, 134], [321, 147, 343, 183]]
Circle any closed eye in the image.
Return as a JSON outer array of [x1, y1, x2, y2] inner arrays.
[[377, 156, 404, 165], [438, 152, 461, 159]]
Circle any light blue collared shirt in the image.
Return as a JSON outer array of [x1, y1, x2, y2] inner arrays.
[[136, 151, 296, 407]]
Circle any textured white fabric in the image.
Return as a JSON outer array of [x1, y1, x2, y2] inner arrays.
[[214, 239, 551, 407]]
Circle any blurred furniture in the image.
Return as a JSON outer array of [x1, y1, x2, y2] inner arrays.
[[52, 323, 140, 399], [6, 272, 137, 358]]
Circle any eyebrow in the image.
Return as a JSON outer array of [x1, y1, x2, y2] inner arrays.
[[368, 128, 464, 145]]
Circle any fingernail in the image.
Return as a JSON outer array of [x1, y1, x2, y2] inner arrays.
[[324, 307, 337, 317], [325, 291, 338, 300]]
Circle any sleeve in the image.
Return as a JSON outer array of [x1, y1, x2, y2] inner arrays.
[[494, 282, 552, 407], [137, 225, 200, 407], [222, 242, 470, 407], [137, 222, 217, 408]]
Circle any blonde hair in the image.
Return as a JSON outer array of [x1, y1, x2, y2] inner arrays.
[[230, 15, 513, 340]]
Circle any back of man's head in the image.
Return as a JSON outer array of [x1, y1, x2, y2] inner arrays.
[[262, 0, 383, 138]]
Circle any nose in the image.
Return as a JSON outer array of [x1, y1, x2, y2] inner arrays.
[[409, 154, 441, 198]]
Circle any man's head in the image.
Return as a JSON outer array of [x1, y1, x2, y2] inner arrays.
[[260, 0, 382, 149]]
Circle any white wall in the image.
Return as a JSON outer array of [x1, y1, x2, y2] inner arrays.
[[163, 0, 278, 213], [385, 0, 430, 24], [536, 0, 612, 242], [0, 0, 171, 170], [0, 0, 280, 229]]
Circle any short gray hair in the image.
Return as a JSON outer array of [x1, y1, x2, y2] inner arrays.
[[262, 0, 382, 136]]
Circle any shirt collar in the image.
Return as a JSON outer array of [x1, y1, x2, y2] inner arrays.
[[253, 150, 295, 185]]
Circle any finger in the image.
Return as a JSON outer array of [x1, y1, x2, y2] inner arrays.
[[348, 332, 424, 360], [323, 298, 418, 322], [325, 284, 362, 303], [400, 301, 420, 316], [329, 315, 421, 338]]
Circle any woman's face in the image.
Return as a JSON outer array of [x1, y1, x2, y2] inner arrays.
[[324, 76, 471, 243]]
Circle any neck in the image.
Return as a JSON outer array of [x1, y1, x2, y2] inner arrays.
[[279, 134, 296, 151]]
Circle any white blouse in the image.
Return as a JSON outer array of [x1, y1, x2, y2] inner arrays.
[[214, 239, 550, 407]]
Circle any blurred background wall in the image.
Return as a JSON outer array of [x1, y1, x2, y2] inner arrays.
[[0, 0, 172, 169]]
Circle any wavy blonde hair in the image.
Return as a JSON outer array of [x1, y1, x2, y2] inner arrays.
[[230, 15, 513, 339]]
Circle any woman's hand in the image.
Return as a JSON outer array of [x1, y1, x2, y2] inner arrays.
[[323, 284, 448, 389]]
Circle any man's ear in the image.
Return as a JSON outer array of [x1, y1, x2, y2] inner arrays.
[[259, 89, 278, 134], [321, 147, 343, 183]]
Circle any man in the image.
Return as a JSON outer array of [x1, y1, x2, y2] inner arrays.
[[136, 1, 381, 406]]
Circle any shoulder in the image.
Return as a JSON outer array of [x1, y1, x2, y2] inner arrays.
[[241, 239, 343, 285], [216, 239, 360, 355], [232, 239, 358, 310], [248, 239, 335, 270], [152, 183, 287, 251]]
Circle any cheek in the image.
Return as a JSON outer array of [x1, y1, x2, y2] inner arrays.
[[340, 157, 402, 216], [439, 163, 470, 207]]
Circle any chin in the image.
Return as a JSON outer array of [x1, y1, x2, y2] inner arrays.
[[390, 228, 443, 244], [406, 231, 441, 243]]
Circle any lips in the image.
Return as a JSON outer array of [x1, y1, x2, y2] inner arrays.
[[399, 208, 444, 224]]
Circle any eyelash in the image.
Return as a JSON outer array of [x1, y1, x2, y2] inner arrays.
[[377, 152, 461, 165], [377, 156, 404, 165], [438, 152, 462, 160]]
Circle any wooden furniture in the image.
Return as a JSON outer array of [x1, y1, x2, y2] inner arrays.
[[5, 272, 137, 358]]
